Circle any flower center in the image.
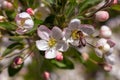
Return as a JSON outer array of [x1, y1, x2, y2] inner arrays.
[[71, 30, 80, 40], [20, 18, 30, 27], [48, 37, 56, 47], [98, 46, 103, 50], [71, 30, 84, 40]]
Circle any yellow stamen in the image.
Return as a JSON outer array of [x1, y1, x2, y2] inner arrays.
[[71, 30, 80, 40], [48, 37, 56, 47]]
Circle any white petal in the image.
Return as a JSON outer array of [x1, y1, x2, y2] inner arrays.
[[105, 55, 114, 65], [107, 39, 115, 48], [18, 12, 31, 18], [94, 48, 103, 58], [51, 27, 63, 40], [70, 39, 80, 46], [45, 49, 57, 59], [16, 28, 27, 34], [24, 19, 34, 29], [63, 28, 72, 40], [56, 41, 69, 51], [80, 24, 95, 35], [69, 19, 81, 30], [36, 40, 49, 51], [37, 25, 51, 40]]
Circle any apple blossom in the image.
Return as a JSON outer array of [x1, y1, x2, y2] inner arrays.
[[36, 25, 68, 59], [95, 11, 109, 22], [15, 12, 34, 34], [95, 38, 111, 58], [64, 18, 94, 47]]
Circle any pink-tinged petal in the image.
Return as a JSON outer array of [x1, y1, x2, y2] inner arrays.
[[63, 28, 72, 40], [36, 40, 49, 51], [56, 41, 69, 51], [37, 25, 51, 40], [18, 12, 31, 19], [105, 55, 114, 65], [96, 38, 107, 47], [51, 27, 63, 40], [45, 49, 57, 59], [107, 39, 116, 48], [79, 24, 95, 35], [71, 39, 80, 47], [24, 19, 34, 29], [69, 19, 81, 30], [94, 48, 103, 58], [16, 28, 27, 34]]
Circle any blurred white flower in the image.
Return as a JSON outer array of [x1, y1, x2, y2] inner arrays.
[[95, 38, 111, 58]]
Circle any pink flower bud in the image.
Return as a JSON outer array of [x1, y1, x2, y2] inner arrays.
[[14, 56, 23, 65], [82, 53, 89, 61], [95, 11, 109, 22], [113, 0, 118, 4], [100, 25, 112, 38], [103, 63, 112, 72], [26, 8, 34, 16], [43, 71, 50, 80], [2, 1, 13, 10], [55, 52, 63, 61]]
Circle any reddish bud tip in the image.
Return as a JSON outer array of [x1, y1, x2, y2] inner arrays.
[[95, 11, 109, 22], [104, 63, 112, 72], [14, 56, 23, 65], [55, 52, 63, 61], [82, 53, 89, 61], [26, 8, 34, 15], [43, 71, 50, 80], [113, 0, 118, 4]]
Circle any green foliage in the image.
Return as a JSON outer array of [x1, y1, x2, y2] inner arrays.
[[51, 56, 74, 69], [0, 22, 17, 31], [8, 63, 24, 77], [78, 0, 101, 15], [2, 43, 23, 57], [111, 4, 120, 11]]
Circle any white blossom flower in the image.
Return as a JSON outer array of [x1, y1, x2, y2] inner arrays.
[[15, 12, 34, 34], [36, 25, 68, 59], [64, 18, 94, 47], [95, 38, 115, 64]]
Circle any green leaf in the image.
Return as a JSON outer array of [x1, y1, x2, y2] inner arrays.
[[2, 43, 23, 57], [84, 51, 104, 72], [78, 0, 101, 14], [51, 56, 74, 69], [9, 36, 24, 41], [111, 4, 120, 11], [0, 22, 17, 30], [65, 0, 77, 18], [8, 63, 24, 77]]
